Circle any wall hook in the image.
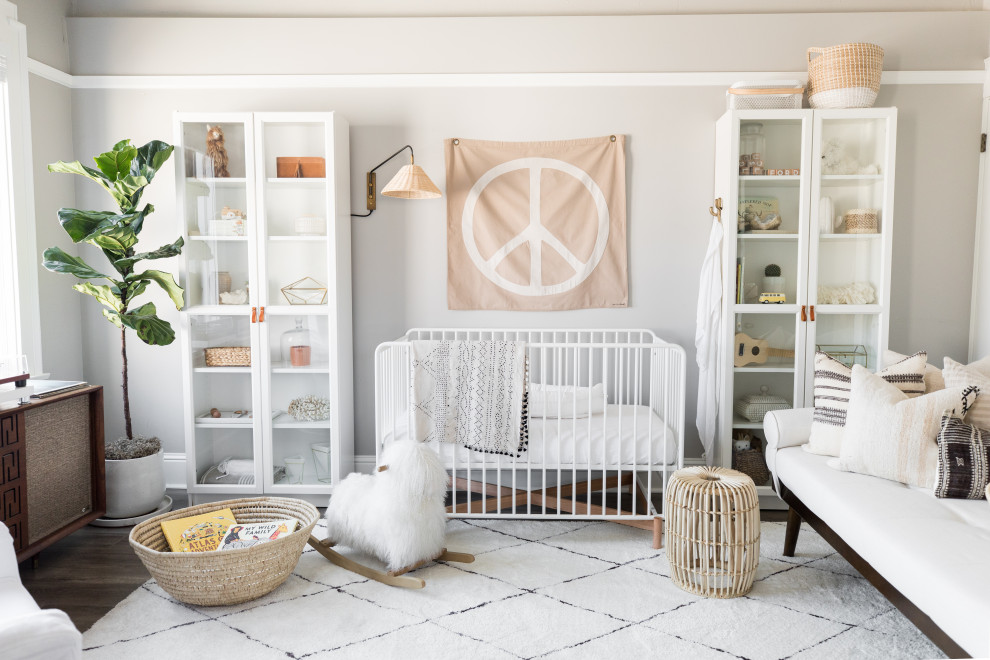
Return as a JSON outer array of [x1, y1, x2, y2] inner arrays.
[[709, 197, 723, 223]]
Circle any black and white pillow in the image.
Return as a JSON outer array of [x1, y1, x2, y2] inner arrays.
[[805, 351, 928, 457], [934, 412, 990, 499]]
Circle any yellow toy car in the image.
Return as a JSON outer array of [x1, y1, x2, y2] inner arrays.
[[759, 292, 786, 304]]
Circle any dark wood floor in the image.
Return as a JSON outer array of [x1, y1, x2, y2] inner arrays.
[[17, 490, 787, 633]]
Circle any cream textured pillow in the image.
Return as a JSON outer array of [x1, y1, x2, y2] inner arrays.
[[839, 365, 980, 488], [805, 351, 928, 457], [883, 349, 945, 393], [943, 357, 990, 430]]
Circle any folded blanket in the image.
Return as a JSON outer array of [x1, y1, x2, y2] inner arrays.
[[411, 340, 528, 456]]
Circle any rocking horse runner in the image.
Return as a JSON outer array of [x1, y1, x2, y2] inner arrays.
[[309, 440, 474, 589]]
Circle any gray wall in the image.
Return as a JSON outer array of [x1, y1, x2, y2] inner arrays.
[[48, 11, 990, 458]]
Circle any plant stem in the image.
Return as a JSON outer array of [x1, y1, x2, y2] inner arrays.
[[121, 326, 133, 440]]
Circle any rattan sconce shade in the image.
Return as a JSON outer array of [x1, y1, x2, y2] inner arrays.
[[381, 164, 442, 199]]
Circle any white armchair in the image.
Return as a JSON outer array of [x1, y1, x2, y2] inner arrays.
[[0, 526, 81, 660]]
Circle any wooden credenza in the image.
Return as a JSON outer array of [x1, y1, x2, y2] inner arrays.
[[0, 386, 105, 562]]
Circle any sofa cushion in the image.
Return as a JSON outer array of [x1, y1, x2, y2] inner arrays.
[[839, 365, 978, 488], [934, 412, 990, 499], [775, 447, 990, 658], [944, 357, 990, 430], [806, 351, 927, 457], [883, 349, 945, 393]]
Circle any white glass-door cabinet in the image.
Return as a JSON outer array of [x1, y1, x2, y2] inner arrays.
[[176, 112, 353, 505], [714, 108, 896, 501]]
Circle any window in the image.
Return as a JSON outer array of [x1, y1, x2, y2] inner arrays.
[[0, 2, 41, 373]]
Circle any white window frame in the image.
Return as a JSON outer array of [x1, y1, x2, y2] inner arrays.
[[0, 1, 42, 374]]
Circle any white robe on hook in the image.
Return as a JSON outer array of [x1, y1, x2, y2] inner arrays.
[[695, 215, 723, 466]]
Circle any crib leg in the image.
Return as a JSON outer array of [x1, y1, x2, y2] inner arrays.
[[652, 516, 663, 549]]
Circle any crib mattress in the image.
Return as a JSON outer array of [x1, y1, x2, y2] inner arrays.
[[384, 404, 678, 467]]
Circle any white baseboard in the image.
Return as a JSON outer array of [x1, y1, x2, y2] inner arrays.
[[164, 452, 187, 489]]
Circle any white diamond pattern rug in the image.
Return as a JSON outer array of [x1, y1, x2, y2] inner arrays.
[[82, 520, 945, 659]]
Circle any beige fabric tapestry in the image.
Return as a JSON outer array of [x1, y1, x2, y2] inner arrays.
[[445, 135, 627, 310]]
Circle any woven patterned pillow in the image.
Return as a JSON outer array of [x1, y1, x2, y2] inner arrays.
[[934, 413, 990, 499], [883, 349, 945, 393], [804, 351, 928, 457], [839, 365, 980, 488], [943, 357, 990, 430]]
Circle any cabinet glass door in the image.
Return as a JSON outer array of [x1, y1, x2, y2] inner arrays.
[[808, 111, 894, 395], [176, 117, 257, 310], [186, 313, 263, 493]]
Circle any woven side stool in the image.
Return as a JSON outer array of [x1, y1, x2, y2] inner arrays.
[[664, 466, 760, 598]]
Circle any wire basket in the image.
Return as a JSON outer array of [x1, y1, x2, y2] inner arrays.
[[843, 208, 879, 234], [807, 43, 884, 109], [726, 80, 804, 110], [204, 346, 251, 367], [129, 497, 319, 606]]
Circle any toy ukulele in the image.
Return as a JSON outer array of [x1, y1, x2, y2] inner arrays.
[[734, 332, 795, 367]]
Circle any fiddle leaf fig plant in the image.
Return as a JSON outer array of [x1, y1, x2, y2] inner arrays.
[[43, 139, 183, 440]]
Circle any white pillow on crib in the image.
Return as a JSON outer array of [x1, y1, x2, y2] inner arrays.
[[528, 383, 607, 418]]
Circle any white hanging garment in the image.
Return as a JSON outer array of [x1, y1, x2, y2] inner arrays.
[[695, 216, 723, 465]]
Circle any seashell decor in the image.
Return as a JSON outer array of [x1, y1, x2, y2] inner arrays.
[[288, 395, 331, 422]]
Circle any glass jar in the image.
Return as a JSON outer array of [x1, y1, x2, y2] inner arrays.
[[739, 122, 766, 163], [280, 318, 311, 367]]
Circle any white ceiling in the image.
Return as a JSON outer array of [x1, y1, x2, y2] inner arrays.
[[68, 0, 988, 18]]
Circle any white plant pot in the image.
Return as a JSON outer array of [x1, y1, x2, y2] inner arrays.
[[105, 450, 165, 519], [763, 276, 785, 293]]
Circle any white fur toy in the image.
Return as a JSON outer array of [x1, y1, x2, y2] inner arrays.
[[324, 440, 450, 574], [817, 281, 876, 305]]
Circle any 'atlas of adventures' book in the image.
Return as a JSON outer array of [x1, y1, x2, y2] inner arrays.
[[160, 508, 238, 553]]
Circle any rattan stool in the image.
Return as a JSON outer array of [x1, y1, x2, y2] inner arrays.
[[664, 466, 760, 598]]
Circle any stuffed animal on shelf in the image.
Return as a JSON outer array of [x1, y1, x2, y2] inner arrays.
[[817, 281, 876, 305], [205, 124, 230, 178], [324, 440, 450, 574]]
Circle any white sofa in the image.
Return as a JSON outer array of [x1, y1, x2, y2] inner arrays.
[[0, 527, 82, 660], [765, 408, 990, 659]]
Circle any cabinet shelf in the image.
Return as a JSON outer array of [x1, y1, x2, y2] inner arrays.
[[187, 177, 247, 187], [734, 365, 795, 373], [268, 235, 327, 242], [732, 304, 800, 314], [193, 366, 253, 374], [739, 175, 800, 185], [732, 414, 768, 430], [187, 235, 248, 242], [266, 177, 327, 187], [272, 419, 332, 429], [271, 362, 330, 374], [737, 233, 798, 240], [821, 174, 883, 187], [819, 233, 881, 240]]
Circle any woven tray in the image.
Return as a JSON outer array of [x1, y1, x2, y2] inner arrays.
[[129, 497, 319, 606], [204, 346, 251, 367]]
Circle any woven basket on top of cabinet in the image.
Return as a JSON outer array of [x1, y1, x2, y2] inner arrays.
[[807, 43, 884, 109], [129, 497, 319, 606]]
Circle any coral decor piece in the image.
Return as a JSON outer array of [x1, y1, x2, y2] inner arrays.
[[206, 124, 230, 178], [288, 395, 331, 422]]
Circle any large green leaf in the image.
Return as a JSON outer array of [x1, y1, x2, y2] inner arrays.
[[125, 204, 154, 235], [73, 282, 122, 312], [42, 246, 111, 280], [57, 208, 120, 243], [102, 308, 123, 329], [126, 269, 184, 309], [114, 236, 183, 271], [48, 160, 127, 208], [133, 141, 174, 183], [117, 302, 175, 346], [124, 280, 148, 306], [93, 143, 137, 182]]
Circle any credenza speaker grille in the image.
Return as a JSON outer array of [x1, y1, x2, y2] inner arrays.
[[24, 395, 93, 544]]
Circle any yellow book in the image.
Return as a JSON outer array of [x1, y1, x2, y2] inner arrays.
[[160, 508, 237, 553]]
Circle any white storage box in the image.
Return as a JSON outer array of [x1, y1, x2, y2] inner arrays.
[[726, 80, 804, 110]]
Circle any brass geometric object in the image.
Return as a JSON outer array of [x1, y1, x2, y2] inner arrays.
[[280, 276, 327, 305]]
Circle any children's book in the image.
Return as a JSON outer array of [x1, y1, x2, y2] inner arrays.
[[161, 508, 237, 553], [216, 518, 299, 551]]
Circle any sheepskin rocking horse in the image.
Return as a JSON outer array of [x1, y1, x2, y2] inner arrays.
[[307, 440, 473, 589]]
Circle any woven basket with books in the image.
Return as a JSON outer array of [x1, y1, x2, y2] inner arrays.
[[129, 497, 319, 606]]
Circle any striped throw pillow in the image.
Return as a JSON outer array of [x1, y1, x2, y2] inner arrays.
[[804, 351, 928, 457], [934, 413, 990, 499], [943, 357, 990, 430]]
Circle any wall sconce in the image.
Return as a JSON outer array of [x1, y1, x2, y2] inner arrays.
[[351, 145, 442, 217]]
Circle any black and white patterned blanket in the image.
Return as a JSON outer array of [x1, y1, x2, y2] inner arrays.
[[410, 340, 528, 456]]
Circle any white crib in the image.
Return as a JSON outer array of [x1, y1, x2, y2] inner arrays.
[[374, 329, 686, 547]]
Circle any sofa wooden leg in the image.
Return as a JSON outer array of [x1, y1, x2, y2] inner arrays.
[[783, 507, 801, 557]]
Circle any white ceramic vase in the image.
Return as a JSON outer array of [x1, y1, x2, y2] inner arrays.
[[105, 449, 165, 519], [763, 276, 785, 293]]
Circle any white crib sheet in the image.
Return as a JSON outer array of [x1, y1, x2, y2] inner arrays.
[[384, 404, 678, 467]]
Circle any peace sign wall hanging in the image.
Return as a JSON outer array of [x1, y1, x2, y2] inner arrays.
[[445, 135, 627, 310]]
